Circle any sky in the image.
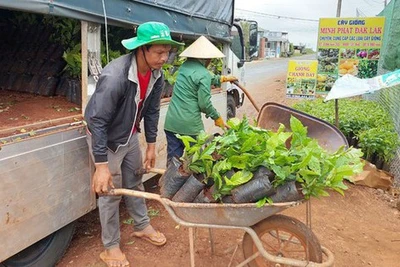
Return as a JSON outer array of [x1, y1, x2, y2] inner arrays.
[[235, 0, 389, 50]]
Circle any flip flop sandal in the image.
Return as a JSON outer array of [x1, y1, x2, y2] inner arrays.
[[131, 230, 167, 246], [99, 251, 130, 267]]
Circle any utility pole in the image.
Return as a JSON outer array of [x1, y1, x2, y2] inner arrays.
[[335, 0, 342, 127], [336, 0, 342, 17]]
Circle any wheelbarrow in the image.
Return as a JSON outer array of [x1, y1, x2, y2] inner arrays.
[[111, 188, 334, 267], [110, 102, 346, 266]]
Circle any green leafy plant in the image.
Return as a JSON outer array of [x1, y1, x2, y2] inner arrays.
[[208, 57, 223, 75], [178, 116, 364, 201], [101, 45, 122, 67], [43, 16, 80, 50], [62, 44, 82, 79], [207, 43, 224, 74], [178, 132, 216, 178], [57, 18, 80, 48], [162, 64, 179, 85], [293, 99, 399, 163], [358, 127, 400, 162]]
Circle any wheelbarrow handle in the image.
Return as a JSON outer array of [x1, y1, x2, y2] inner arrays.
[[135, 167, 166, 176], [232, 81, 260, 112], [109, 188, 162, 201], [148, 167, 166, 175]]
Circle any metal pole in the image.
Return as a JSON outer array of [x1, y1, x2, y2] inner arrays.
[[335, 0, 342, 128], [189, 227, 195, 267], [336, 0, 342, 17], [384, 0, 387, 7], [335, 100, 339, 127], [81, 21, 88, 113]]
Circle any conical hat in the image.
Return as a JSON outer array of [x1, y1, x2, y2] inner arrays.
[[179, 36, 225, 59]]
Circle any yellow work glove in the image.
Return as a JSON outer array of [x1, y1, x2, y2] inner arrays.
[[214, 116, 226, 129], [220, 75, 238, 83]]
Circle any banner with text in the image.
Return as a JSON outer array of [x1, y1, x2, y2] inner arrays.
[[316, 17, 385, 95], [286, 60, 318, 99]]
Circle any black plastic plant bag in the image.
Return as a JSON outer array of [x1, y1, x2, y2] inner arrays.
[[172, 174, 205, 203], [231, 167, 276, 203], [159, 157, 189, 199], [231, 176, 275, 203], [270, 181, 303, 203]]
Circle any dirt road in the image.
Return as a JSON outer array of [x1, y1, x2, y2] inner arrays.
[[57, 58, 400, 267]]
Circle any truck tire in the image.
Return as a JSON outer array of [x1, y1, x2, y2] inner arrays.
[[1, 221, 76, 267], [227, 94, 236, 119]]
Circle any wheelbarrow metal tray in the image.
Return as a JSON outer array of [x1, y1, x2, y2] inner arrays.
[[257, 102, 348, 152], [163, 198, 302, 227]]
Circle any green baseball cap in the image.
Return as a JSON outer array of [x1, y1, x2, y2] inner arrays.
[[122, 21, 184, 50]]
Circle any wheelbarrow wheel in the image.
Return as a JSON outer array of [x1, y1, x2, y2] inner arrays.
[[242, 214, 322, 266]]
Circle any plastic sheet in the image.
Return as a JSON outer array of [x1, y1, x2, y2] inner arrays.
[[325, 69, 400, 101]]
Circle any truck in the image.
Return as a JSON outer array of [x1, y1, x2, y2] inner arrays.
[[0, 1, 257, 266]]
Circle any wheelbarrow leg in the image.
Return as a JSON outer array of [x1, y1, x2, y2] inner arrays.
[[189, 227, 195, 267], [208, 228, 215, 255]]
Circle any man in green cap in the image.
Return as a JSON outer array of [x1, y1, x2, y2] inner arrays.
[[84, 21, 183, 267]]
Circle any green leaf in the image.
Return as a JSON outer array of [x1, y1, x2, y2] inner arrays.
[[290, 116, 308, 146], [204, 160, 214, 177], [228, 155, 250, 169], [256, 197, 267, 207], [240, 136, 259, 152], [189, 163, 205, 174], [213, 159, 232, 173], [217, 132, 239, 147], [191, 151, 200, 163], [202, 142, 216, 155], [224, 170, 253, 186], [197, 131, 211, 143], [308, 156, 321, 175], [335, 165, 357, 177], [177, 134, 197, 150], [226, 117, 242, 129], [256, 197, 273, 207]]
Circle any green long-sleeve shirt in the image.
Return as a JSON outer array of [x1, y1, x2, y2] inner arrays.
[[164, 59, 220, 135]]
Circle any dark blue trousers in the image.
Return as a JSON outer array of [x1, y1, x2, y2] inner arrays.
[[164, 130, 196, 166]]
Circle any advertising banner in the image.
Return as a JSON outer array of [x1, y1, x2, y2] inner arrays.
[[286, 60, 318, 99], [316, 17, 385, 95]]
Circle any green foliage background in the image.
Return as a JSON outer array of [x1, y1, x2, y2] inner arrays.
[[293, 99, 399, 163]]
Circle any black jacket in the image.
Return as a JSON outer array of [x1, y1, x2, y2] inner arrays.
[[84, 53, 164, 163]]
